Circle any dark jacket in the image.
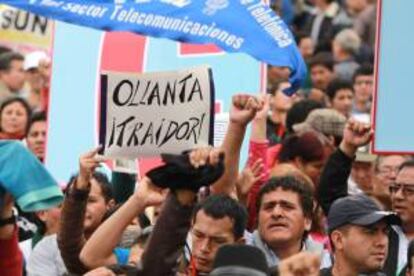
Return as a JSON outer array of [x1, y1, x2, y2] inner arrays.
[[317, 149, 399, 276]]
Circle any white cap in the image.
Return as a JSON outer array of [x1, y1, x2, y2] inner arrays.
[[24, 51, 50, 71]]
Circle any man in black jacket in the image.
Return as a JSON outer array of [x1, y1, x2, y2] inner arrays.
[[318, 118, 414, 275], [320, 194, 400, 276]]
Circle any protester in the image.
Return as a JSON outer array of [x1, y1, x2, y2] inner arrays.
[[332, 28, 361, 81], [0, 193, 23, 276], [56, 148, 116, 275], [23, 51, 51, 111], [318, 118, 414, 275], [249, 176, 330, 269], [321, 194, 400, 276], [0, 51, 25, 102], [267, 82, 293, 146], [285, 99, 323, 134], [326, 78, 354, 118], [352, 63, 374, 115], [277, 132, 326, 186], [309, 52, 334, 91], [26, 111, 47, 162], [0, 97, 31, 140], [373, 155, 409, 210], [348, 145, 377, 195], [0, 1, 396, 275]]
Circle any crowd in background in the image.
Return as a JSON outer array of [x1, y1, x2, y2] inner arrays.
[[2, 0, 414, 276]]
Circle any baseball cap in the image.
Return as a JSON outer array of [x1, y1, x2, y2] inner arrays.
[[24, 51, 49, 71], [210, 245, 269, 276], [293, 108, 346, 138], [328, 194, 401, 232]]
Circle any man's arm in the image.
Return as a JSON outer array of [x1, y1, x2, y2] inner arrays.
[[211, 94, 262, 195], [318, 119, 372, 215]]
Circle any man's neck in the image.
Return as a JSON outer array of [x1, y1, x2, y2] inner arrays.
[[270, 240, 302, 261], [331, 257, 359, 276]]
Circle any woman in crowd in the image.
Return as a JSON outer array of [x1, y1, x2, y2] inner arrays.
[[0, 97, 31, 140]]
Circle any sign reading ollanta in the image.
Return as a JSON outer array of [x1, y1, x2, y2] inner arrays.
[[4, 0, 306, 94], [99, 66, 215, 159]]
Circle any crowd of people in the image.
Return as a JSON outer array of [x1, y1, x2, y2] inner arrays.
[[1, 0, 414, 276]]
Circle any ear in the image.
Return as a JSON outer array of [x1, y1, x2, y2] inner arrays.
[[330, 230, 345, 251], [293, 157, 304, 169], [304, 216, 312, 232], [107, 199, 116, 210], [236, 236, 246, 245]]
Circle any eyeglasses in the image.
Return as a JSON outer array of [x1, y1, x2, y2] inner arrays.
[[389, 183, 414, 196], [378, 166, 400, 175]]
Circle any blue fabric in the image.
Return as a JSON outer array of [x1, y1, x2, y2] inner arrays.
[[0, 141, 63, 212], [4, 0, 306, 95], [113, 247, 131, 265]]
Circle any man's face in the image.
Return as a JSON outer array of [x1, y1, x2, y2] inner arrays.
[[337, 221, 389, 273], [331, 89, 354, 117], [351, 161, 374, 193], [354, 75, 373, 104], [310, 65, 333, 91], [391, 167, 414, 226], [191, 210, 237, 273], [375, 155, 406, 196], [0, 60, 25, 92], [27, 120, 47, 161], [258, 188, 311, 250]]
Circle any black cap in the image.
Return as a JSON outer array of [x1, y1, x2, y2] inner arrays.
[[210, 245, 269, 276], [328, 194, 401, 232]]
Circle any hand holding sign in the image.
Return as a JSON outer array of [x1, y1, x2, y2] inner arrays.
[[133, 177, 165, 208], [230, 94, 263, 127], [77, 147, 107, 190]]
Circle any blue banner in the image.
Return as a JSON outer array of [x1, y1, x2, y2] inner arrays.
[[3, 0, 306, 94]]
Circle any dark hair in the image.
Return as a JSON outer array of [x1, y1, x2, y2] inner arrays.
[[193, 194, 247, 239], [67, 171, 113, 203], [294, 31, 311, 45], [0, 46, 11, 56], [28, 111, 47, 133], [286, 100, 323, 133], [399, 160, 414, 173], [353, 63, 374, 83], [309, 52, 334, 71], [278, 132, 324, 163], [326, 78, 354, 100], [256, 176, 314, 219], [0, 97, 32, 134], [0, 51, 24, 71]]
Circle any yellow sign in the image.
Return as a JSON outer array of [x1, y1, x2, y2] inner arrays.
[[0, 5, 53, 54]]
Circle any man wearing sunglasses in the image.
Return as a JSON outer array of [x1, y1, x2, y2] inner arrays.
[[318, 118, 414, 275]]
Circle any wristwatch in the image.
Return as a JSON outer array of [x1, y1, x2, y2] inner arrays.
[[0, 213, 16, 227]]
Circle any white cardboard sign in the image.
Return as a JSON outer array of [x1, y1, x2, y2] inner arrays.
[[99, 66, 214, 158]]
